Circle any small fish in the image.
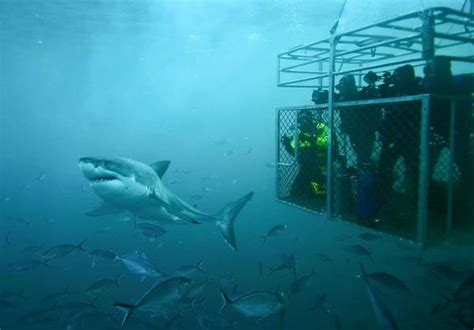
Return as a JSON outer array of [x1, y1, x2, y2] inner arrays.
[[265, 162, 276, 168], [180, 278, 209, 303], [202, 187, 213, 194], [223, 150, 235, 157], [425, 262, 467, 282], [58, 297, 99, 320], [116, 252, 165, 280], [37, 172, 47, 181], [220, 288, 285, 319], [344, 244, 373, 261], [360, 267, 409, 293], [244, 147, 253, 155], [308, 293, 335, 315], [114, 276, 192, 328], [268, 254, 296, 277], [202, 174, 218, 182], [289, 267, 317, 297], [134, 219, 167, 241], [261, 224, 287, 242], [190, 194, 203, 201], [41, 239, 87, 260], [95, 225, 112, 235], [8, 258, 52, 272], [89, 249, 118, 268], [360, 263, 399, 330], [42, 285, 71, 305], [174, 260, 205, 277], [167, 179, 180, 185], [211, 137, 230, 145], [117, 215, 133, 223], [181, 168, 191, 174], [86, 274, 122, 297], [359, 232, 382, 241]]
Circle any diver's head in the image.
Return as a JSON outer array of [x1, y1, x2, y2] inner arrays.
[[393, 65, 416, 86], [336, 74, 358, 99], [297, 110, 313, 129]]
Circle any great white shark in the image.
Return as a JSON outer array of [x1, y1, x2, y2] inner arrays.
[[79, 157, 254, 251]]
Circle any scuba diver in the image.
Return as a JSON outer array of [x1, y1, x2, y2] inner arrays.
[[378, 64, 424, 201], [281, 110, 329, 198], [337, 73, 381, 168], [422, 56, 473, 218]]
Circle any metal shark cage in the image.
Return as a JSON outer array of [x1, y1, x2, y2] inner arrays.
[[275, 7, 474, 245]]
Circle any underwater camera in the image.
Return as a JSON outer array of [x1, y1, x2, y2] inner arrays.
[[311, 88, 329, 104]]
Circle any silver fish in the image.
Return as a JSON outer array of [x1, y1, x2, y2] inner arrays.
[[174, 260, 205, 277], [261, 224, 287, 242], [8, 258, 52, 272], [220, 288, 285, 319], [289, 267, 317, 297], [344, 244, 373, 261], [135, 219, 167, 241], [362, 268, 409, 293], [268, 254, 296, 277], [42, 285, 71, 305], [360, 263, 399, 330], [86, 274, 122, 297], [41, 239, 87, 260], [89, 249, 118, 268], [117, 252, 164, 280], [114, 276, 192, 328]]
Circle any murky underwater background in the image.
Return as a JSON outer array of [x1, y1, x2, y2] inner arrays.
[[0, 1, 473, 329]]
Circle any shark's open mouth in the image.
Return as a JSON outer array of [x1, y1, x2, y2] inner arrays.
[[90, 175, 118, 184]]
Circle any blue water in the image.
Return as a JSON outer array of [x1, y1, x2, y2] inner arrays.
[[1, 1, 473, 329]]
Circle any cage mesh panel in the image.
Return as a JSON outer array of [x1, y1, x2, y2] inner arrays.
[[277, 108, 329, 212], [332, 100, 422, 240], [276, 96, 473, 243]]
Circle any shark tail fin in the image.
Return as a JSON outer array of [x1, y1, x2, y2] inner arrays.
[[215, 192, 254, 251], [114, 302, 136, 329]]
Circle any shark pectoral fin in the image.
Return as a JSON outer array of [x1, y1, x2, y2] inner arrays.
[[149, 194, 201, 224], [215, 192, 255, 251], [86, 203, 123, 217], [150, 161, 171, 179]]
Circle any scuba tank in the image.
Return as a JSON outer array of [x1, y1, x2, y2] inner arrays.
[[356, 164, 380, 223]]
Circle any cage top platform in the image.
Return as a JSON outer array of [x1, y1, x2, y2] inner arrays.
[[278, 7, 474, 88]]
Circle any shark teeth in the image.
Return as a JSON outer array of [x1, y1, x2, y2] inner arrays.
[[91, 177, 117, 183]]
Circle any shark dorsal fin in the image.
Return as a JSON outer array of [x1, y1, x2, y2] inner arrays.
[[150, 161, 171, 178]]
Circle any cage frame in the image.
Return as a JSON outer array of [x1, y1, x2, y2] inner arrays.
[[275, 6, 473, 245]]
